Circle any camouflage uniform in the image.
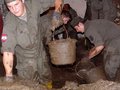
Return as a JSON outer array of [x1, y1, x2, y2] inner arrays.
[[2, 0, 54, 83], [84, 19, 120, 80]]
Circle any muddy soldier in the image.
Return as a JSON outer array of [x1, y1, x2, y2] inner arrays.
[[70, 16, 120, 81], [1, 0, 63, 84]]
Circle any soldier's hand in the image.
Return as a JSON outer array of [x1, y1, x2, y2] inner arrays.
[[80, 56, 90, 64], [80, 56, 95, 70], [54, 0, 63, 12]]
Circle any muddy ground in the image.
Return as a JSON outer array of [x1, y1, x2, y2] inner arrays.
[[0, 1, 120, 89], [0, 78, 120, 90], [0, 39, 114, 90], [0, 23, 120, 90], [0, 48, 120, 90]]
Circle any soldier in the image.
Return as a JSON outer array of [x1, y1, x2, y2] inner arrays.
[[70, 16, 120, 81], [2, 0, 63, 86]]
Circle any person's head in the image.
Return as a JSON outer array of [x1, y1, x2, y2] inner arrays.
[[63, 4, 70, 11], [70, 16, 85, 33], [61, 10, 71, 24], [5, 0, 26, 17]]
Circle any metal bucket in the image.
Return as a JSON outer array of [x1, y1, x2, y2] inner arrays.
[[48, 38, 77, 65]]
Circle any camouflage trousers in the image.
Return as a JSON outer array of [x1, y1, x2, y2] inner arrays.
[[16, 54, 52, 84]]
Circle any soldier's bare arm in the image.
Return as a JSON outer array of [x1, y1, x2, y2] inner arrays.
[[3, 52, 14, 77], [88, 45, 104, 59]]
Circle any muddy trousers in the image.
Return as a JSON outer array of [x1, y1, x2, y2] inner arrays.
[[104, 48, 120, 81], [16, 58, 37, 80], [16, 59, 52, 82], [15, 46, 52, 83]]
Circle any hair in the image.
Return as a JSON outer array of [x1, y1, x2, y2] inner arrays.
[[61, 10, 72, 19], [63, 4, 71, 11]]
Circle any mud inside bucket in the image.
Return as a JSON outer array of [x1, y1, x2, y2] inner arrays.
[[48, 38, 77, 65]]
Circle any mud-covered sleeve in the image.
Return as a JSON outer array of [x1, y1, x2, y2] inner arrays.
[[1, 13, 17, 54]]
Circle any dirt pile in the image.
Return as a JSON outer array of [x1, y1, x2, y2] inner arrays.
[[0, 78, 120, 90], [0, 77, 48, 90], [60, 80, 120, 90]]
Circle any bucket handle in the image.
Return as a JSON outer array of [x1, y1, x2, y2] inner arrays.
[[52, 24, 69, 41]]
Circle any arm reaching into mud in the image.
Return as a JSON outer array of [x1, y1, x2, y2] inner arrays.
[[88, 45, 104, 59], [3, 52, 14, 77], [80, 45, 104, 63]]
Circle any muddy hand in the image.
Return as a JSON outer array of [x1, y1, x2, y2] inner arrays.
[[55, 0, 63, 12], [80, 56, 90, 64], [3, 76, 15, 83], [80, 56, 95, 70]]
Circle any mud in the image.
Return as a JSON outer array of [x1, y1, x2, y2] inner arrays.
[[0, 78, 120, 90], [60, 80, 120, 90], [0, 39, 107, 90], [0, 77, 46, 90], [0, 36, 119, 90]]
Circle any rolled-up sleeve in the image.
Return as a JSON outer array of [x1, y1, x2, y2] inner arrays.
[[1, 13, 17, 54]]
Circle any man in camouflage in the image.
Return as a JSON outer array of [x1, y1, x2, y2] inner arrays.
[[2, 0, 63, 85], [71, 16, 120, 81]]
